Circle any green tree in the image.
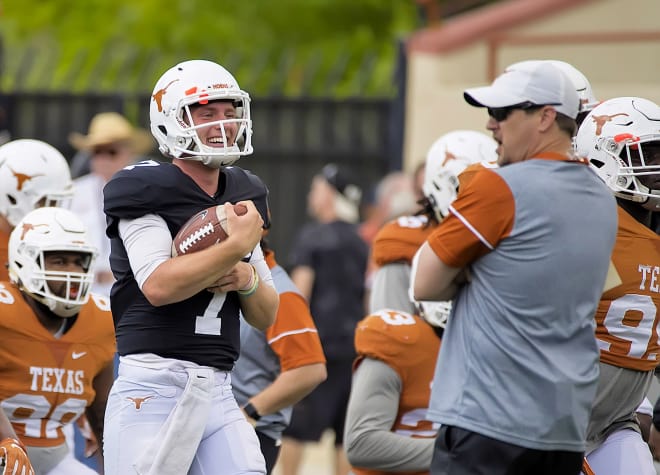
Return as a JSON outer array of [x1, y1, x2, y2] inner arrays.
[[1, 0, 419, 96]]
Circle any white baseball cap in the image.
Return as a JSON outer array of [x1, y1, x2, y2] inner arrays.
[[464, 61, 580, 119]]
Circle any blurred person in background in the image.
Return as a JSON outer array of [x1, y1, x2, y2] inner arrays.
[[68, 112, 153, 296], [360, 170, 418, 302], [232, 232, 327, 474], [359, 171, 417, 245], [279, 164, 368, 475]]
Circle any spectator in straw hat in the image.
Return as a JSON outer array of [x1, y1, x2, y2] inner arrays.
[[68, 112, 154, 297]]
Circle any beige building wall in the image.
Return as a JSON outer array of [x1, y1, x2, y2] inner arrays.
[[404, 0, 660, 171]]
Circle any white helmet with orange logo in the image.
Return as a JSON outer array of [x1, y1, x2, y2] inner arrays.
[[8, 207, 98, 317], [0, 139, 73, 227], [575, 96, 660, 210], [423, 130, 497, 221], [149, 59, 253, 168]]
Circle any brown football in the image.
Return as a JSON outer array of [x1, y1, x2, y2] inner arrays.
[[171, 204, 248, 256]]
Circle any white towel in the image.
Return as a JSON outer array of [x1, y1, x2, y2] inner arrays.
[[134, 367, 214, 475]]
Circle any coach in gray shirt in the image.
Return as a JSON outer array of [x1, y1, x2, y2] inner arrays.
[[412, 61, 618, 475]]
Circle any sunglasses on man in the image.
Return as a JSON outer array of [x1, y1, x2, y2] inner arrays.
[[487, 102, 557, 122]]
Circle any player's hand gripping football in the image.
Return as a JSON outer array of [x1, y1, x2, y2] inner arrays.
[[223, 201, 264, 254], [0, 437, 34, 475]]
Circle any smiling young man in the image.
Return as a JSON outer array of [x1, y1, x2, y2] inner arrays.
[[412, 61, 618, 475], [102, 60, 278, 475]]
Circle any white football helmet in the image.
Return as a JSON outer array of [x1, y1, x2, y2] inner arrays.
[[417, 299, 451, 330], [150, 59, 253, 168], [0, 139, 73, 227], [575, 97, 660, 210], [423, 130, 497, 221], [507, 60, 598, 115], [9, 207, 98, 317]]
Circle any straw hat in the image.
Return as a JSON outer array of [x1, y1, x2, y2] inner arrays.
[[68, 112, 154, 154]]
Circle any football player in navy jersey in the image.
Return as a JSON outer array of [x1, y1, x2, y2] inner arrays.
[[102, 60, 278, 475]]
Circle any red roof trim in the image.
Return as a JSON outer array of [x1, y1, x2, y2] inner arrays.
[[407, 0, 596, 54]]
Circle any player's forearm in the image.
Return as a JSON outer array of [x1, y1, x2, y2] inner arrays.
[[411, 243, 462, 301], [143, 242, 246, 306], [248, 363, 327, 415], [347, 428, 434, 471], [240, 283, 279, 330]]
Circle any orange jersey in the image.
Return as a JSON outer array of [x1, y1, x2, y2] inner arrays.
[[0, 284, 115, 447], [353, 310, 440, 475], [264, 251, 326, 371], [371, 216, 435, 267], [0, 229, 9, 282], [457, 160, 499, 190], [596, 206, 660, 371]]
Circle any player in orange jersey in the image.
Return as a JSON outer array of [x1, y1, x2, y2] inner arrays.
[[0, 207, 115, 474], [344, 308, 441, 475], [575, 96, 660, 475], [343, 131, 496, 475], [369, 130, 497, 315]]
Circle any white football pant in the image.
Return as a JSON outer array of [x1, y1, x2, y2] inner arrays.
[[586, 428, 655, 475], [103, 360, 265, 475]]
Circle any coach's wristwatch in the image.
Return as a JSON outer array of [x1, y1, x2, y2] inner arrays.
[[243, 402, 262, 421]]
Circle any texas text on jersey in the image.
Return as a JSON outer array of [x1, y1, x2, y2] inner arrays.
[[103, 160, 269, 370], [0, 285, 114, 447], [596, 206, 660, 371], [352, 310, 441, 475]]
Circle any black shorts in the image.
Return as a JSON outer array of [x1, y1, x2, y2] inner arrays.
[[283, 359, 353, 443], [431, 425, 584, 475]]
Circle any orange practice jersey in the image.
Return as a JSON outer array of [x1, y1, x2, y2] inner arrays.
[[353, 310, 440, 475], [457, 160, 498, 190], [596, 206, 660, 371], [371, 215, 435, 267], [264, 251, 326, 371], [0, 284, 115, 447]]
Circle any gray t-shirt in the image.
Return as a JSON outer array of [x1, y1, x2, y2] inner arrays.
[[426, 158, 618, 452]]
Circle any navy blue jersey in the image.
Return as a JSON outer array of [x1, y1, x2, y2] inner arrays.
[[103, 160, 269, 370]]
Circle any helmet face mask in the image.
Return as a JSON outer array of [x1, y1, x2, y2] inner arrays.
[[9, 207, 98, 317], [575, 97, 660, 210], [0, 139, 74, 227], [150, 60, 253, 168], [415, 299, 451, 330]]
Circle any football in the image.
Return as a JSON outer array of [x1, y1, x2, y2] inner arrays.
[[171, 204, 248, 256]]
